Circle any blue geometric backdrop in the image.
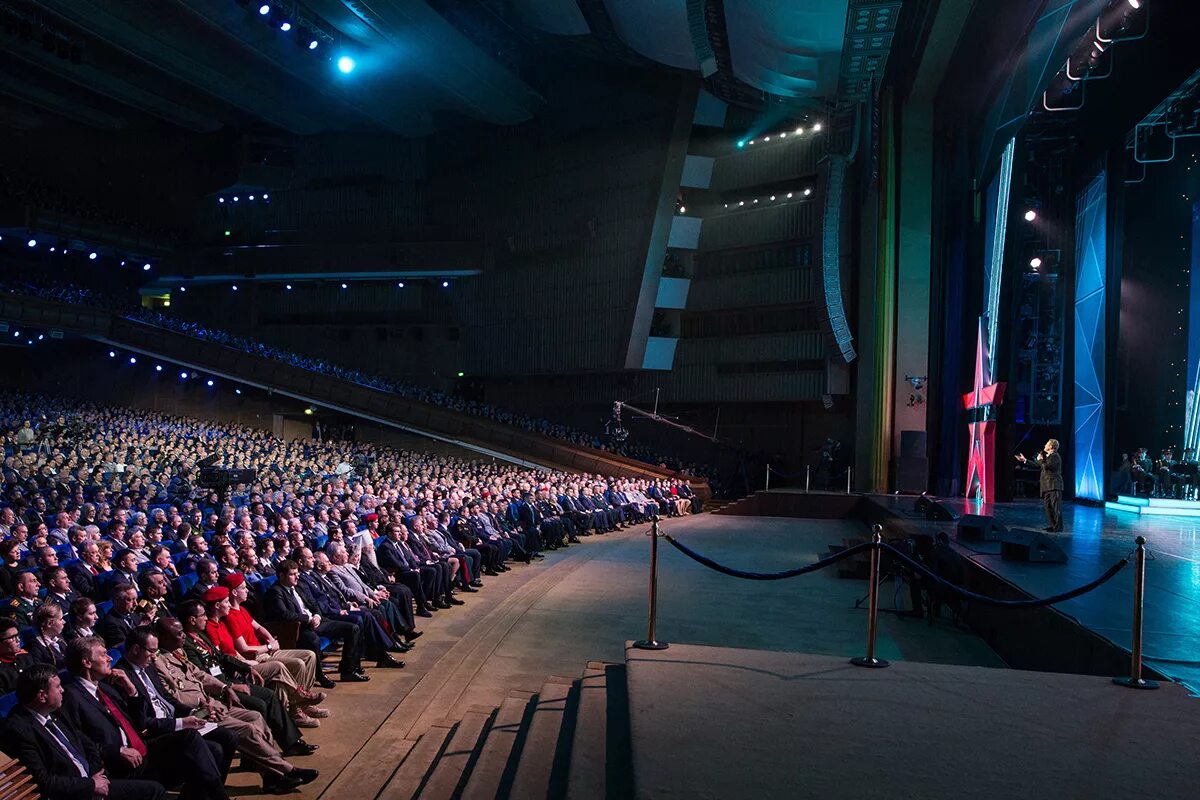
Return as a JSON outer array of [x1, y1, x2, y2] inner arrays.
[[1074, 171, 1106, 500]]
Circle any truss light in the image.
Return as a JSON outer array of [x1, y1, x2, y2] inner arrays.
[[180, 371, 189, 380], [397, 281, 405, 288], [219, 197, 225, 204], [155, 365, 162, 372], [206, 379, 214, 387], [143, 263, 151, 271], [280, 21, 291, 32], [108, 351, 116, 358], [786, 192, 793, 199], [1128, 0, 1140, 7], [232, 285, 238, 291], [27, 239, 36, 248], [258, 4, 270, 15], [340, 283, 347, 289], [1024, 209, 1037, 222], [337, 55, 356, 74], [285, 284, 292, 290], [129, 357, 137, 364], [88, 252, 97, 260], [795, 127, 804, 135], [1030, 257, 1043, 268], [812, 123, 822, 132], [248, 195, 255, 201], [308, 40, 319, 50], [804, 188, 812, 196], [442, 280, 450, 288]]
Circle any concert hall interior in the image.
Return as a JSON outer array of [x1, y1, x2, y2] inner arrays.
[[2, 1, 1200, 799]]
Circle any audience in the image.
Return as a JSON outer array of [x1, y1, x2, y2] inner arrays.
[[0, 391, 698, 797]]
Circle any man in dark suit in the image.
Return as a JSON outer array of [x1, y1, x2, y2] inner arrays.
[[97, 582, 142, 647], [376, 523, 439, 615], [58, 636, 232, 800], [67, 540, 105, 601], [262, 559, 366, 683], [0, 663, 166, 800], [1018, 438, 1064, 532]]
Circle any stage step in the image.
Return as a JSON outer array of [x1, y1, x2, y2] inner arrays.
[[565, 662, 611, 800], [419, 707, 494, 799], [459, 692, 534, 800], [377, 721, 455, 800], [508, 677, 575, 799]]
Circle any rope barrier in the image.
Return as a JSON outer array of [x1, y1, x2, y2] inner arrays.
[[663, 535, 1128, 608]]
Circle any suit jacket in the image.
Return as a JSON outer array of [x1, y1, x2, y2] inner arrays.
[[261, 580, 316, 625], [66, 562, 103, 601], [1039, 451, 1064, 493], [26, 635, 67, 670], [118, 659, 193, 720], [329, 564, 373, 604], [0, 704, 103, 800], [377, 538, 417, 575], [297, 570, 344, 617], [97, 609, 139, 648], [60, 675, 165, 768]]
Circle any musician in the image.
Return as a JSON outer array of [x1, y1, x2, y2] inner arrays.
[[1131, 447, 1155, 496], [1157, 447, 1177, 498], [1016, 439, 1064, 532], [1174, 447, 1198, 500]]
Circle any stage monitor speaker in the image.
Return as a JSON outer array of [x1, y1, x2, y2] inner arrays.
[[915, 494, 957, 521], [957, 513, 1005, 541], [1001, 529, 1069, 563]]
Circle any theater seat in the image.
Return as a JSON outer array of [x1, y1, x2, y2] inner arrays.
[[0, 692, 17, 718]]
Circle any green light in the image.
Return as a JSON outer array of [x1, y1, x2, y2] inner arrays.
[[224, 230, 231, 236], [457, 371, 465, 377]]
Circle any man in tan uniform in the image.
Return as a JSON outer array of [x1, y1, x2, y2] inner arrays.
[[152, 617, 318, 795]]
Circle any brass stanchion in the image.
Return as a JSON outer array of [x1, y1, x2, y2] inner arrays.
[[765, 464, 771, 491], [805, 465, 811, 493], [851, 527, 889, 668], [633, 520, 669, 651], [846, 467, 852, 494], [1114, 536, 1158, 689]]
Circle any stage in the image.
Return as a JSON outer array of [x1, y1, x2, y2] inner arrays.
[[870, 493, 1200, 694]]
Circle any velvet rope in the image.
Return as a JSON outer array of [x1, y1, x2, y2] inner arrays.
[[663, 535, 1128, 608]]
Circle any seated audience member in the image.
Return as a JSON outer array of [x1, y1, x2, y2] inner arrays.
[[0, 616, 35, 693], [65, 596, 100, 642], [58, 636, 232, 800], [27, 603, 68, 669], [150, 617, 318, 794], [8, 569, 42, 627], [42, 565, 81, 613], [0, 540, 25, 597], [97, 583, 142, 647], [1, 663, 167, 800], [262, 559, 364, 685], [68, 541, 106, 601]]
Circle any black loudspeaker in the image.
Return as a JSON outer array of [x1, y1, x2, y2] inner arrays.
[[895, 457, 928, 493], [1001, 529, 1069, 563], [900, 431, 927, 459], [957, 513, 1005, 541], [915, 494, 957, 521]]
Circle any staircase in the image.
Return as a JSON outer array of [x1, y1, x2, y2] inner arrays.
[[377, 662, 633, 800]]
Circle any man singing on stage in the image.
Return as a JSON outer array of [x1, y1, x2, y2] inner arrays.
[[1016, 440, 1063, 532]]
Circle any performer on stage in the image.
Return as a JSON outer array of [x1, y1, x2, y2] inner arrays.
[[1016, 439, 1063, 532]]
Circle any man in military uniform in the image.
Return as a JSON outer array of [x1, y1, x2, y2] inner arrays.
[[137, 569, 175, 623], [8, 570, 42, 628], [151, 617, 317, 795]]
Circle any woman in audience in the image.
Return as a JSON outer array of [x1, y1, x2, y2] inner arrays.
[[0, 540, 24, 597], [64, 595, 98, 641], [26, 603, 67, 669]]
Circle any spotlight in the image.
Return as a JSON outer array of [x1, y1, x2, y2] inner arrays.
[[36, 335, 43, 341], [738, 201, 745, 206], [340, 283, 347, 289], [88, 252, 97, 260], [285, 284, 292, 290], [120, 261, 126, 266], [155, 365, 163, 372], [736, 141, 745, 148], [795, 127, 804, 135], [12, 332, 19, 338], [786, 192, 793, 198], [679, 206, 686, 214], [262, 193, 269, 199], [232, 285, 238, 291], [280, 21, 291, 32], [804, 188, 812, 196], [304, 407, 314, 415], [457, 371, 465, 377], [179, 286, 186, 292], [224, 231, 231, 237], [397, 281, 405, 288], [1030, 257, 1043, 268], [764, 136, 771, 142], [779, 132, 786, 138], [258, 4, 270, 15], [248, 195, 255, 201], [142, 263, 151, 271], [232, 196, 239, 202], [769, 195, 776, 201], [337, 55, 356, 74], [442, 280, 449, 288], [206, 379, 214, 387], [27, 239, 36, 248], [180, 371, 188, 379], [235, 388, 242, 395], [1128, 0, 1140, 7], [748, 139, 756, 146], [108, 351, 116, 358], [129, 357, 137, 364], [219, 197, 225, 204], [1024, 209, 1037, 222], [813, 123, 822, 132], [50, 247, 56, 252], [308, 40, 318, 50]]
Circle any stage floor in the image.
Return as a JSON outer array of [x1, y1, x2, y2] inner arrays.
[[626, 643, 1200, 800], [866, 493, 1200, 693]]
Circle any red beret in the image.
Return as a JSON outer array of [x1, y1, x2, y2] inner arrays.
[[219, 573, 245, 590], [202, 586, 230, 603]]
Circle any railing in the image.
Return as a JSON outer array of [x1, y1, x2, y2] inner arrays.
[[634, 522, 1157, 689]]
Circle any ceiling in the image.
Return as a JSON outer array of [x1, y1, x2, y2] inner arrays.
[[0, 0, 902, 136]]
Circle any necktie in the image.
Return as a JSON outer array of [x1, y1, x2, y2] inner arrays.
[[137, 668, 174, 719], [97, 688, 147, 756], [45, 717, 90, 777]]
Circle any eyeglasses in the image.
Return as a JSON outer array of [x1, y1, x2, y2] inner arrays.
[[0, 632, 21, 642]]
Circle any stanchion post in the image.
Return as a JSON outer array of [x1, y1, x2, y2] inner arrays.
[[1114, 536, 1158, 689], [805, 465, 811, 493], [765, 464, 771, 491], [851, 527, 889, 668], [633, 520, 669, 651], [846, 467, 852, 495]]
